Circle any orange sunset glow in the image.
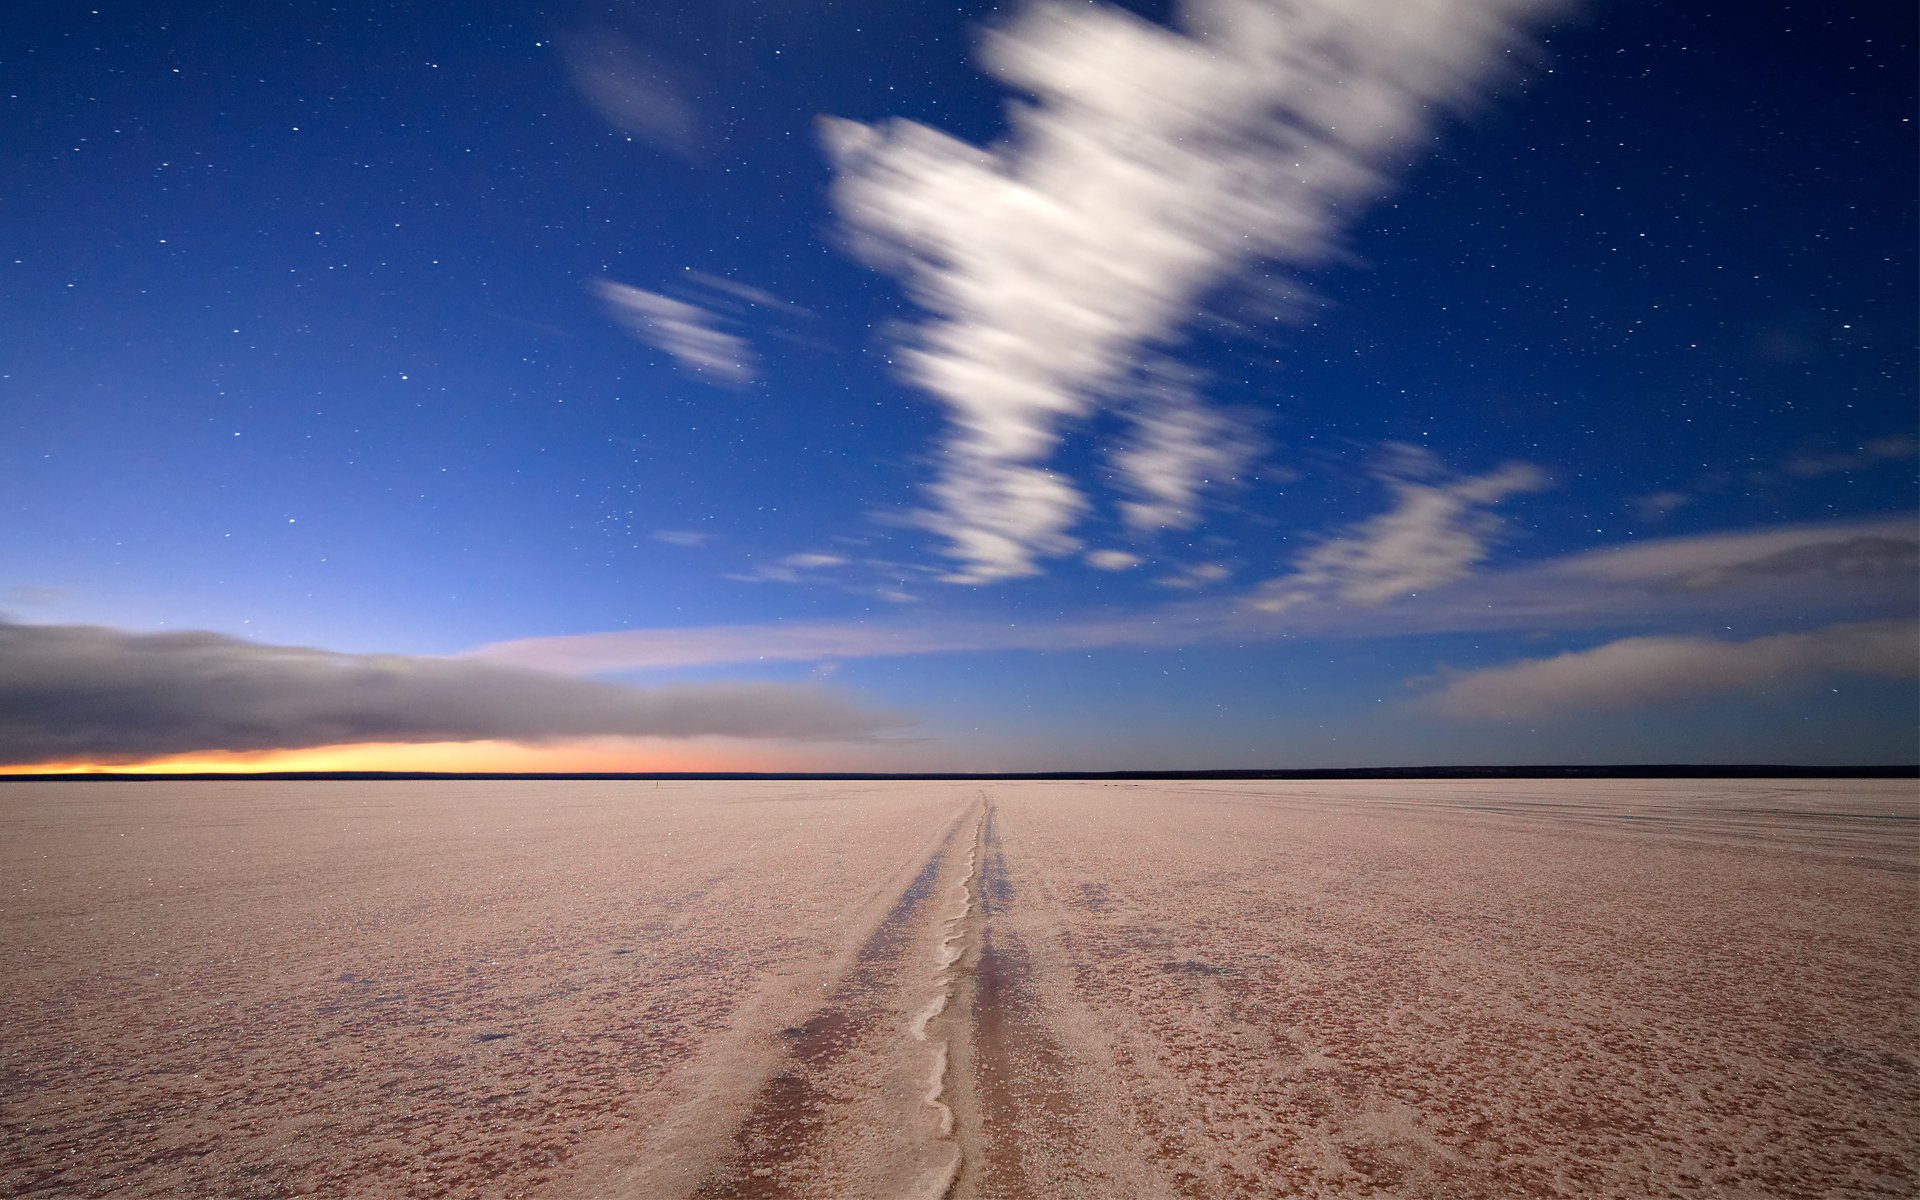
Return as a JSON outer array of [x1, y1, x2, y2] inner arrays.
[[0, 738, 788, 776]]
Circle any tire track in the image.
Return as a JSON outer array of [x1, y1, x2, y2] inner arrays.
[[692, 802, 983, 1198], [950, 797, 1094, 1199]]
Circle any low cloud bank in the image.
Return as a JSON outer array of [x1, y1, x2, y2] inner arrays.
[[1428, 619, 1919, 719], [0, 621, 909, 765]]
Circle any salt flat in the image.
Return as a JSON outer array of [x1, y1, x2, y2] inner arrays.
[[1, 780, 1913, 1198]]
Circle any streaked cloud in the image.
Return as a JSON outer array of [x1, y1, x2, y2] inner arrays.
[[1253, 448, 1549, 612], [1426, 619, 1918, 719], [1663, 535, 1917, 594], [1784, 434, 1916, 479], [2, 585, 68, 609], [561, 29, 704, 156], [686, 270, 812, 316], [473, 613, 1189, 674], [1157, 562, 1233, 590], [784, 553, 850, 570], [1084, 549, 1142, 571], [652, 529, 710, 547], [0, 621, 908, 765], [1630, 490, 1692, 521], [1349, 516, 1920, 635], [473, 514, 1916, 676], [595, 280, 755, 383], [728, 552, 852, 585], [1114, 370, 1260, 532], [824, 0, 1558, 581], [1559, 518, 1919, 592]]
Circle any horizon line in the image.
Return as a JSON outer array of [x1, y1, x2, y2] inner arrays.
[[3, 764, 1912, 783]]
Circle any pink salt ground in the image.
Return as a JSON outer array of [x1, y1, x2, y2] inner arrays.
[[1, 779, 1914, 1198]]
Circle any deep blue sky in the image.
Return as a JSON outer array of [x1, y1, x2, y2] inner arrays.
[[4, 0, 1915, 769]]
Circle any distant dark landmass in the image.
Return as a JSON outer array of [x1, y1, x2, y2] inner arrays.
[[4, 765, 1913, 782]]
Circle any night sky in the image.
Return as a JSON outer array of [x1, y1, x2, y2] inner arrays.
[[4, 0, 1915, 771]]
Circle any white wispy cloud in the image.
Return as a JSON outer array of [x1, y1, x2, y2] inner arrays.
[[1427, 619, 1919, 719], [651, 529, 709, 547], [1253, 448, 1549, 612], [1085, 549, 1142, 571], [727, 552, 852, 585], [823, 0, 1558, 582], [1114, 370, 1260, 532], [685, 270, 812, 315], [561, 30, 704, 156], [1157, 562, 1233, 590], [595, 280, 755, 383]]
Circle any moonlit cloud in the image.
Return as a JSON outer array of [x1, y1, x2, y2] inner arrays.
[[652, 529, 709, 547], [1085, 549, 1142, 571], [1157, 562, 1233, 590], [1783, 434, 1917, 478], [1254, 448, 1550, 612], [728, 552, 852, 585], [1560, 518, 1919, 592], [0, 621, 908, 765], [1, 585, 68, 609], [685, 270, 811, 315], [1630, 490, 1692, 521], [1114, 371, 1260, 532], [784, 553, 849, 570], [474, 614, 1190, 674], [595, 280, 755, 383], [1664, 535, 1917, 593], [477, 515, 1915, 674], [561, 30, 704, 156], [1427, 620, 1919, 719], [824, 0, 1558, 581]]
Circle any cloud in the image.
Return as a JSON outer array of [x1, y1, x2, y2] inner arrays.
[[727, 552, 852, 585], [1559, 518, 1919, 592], [1113, 369, 1260, 531], [2, 585, 68, 609], [1254, 448, 1549, 611], [1157, 562, 1233, 590], [784, 553, 849, 570], [651, 530, 710, 547], [1630, 490, 1691, 521], [472, 614, 1190, 675], [685, 270, 812, 316], [595, 280, 755, 383], [561, 30, 705, 156], [1784, 435, 1916, 478], [1085, 549, 1142, 571], [0, 621, 908, 766], [823, 0, 1557, 581], [1664, 535, 1918, 593], [475, 514, 1916, 676], [1427, 620, 1919, 719]]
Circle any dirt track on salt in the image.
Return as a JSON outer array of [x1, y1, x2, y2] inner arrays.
[[2, 780, 1914, 1197]]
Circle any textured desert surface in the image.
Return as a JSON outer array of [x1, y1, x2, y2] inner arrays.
[[2, 779, 1914, 1198]]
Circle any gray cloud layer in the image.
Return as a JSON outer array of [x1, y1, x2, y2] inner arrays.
[[0, 621, 908, 765]]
